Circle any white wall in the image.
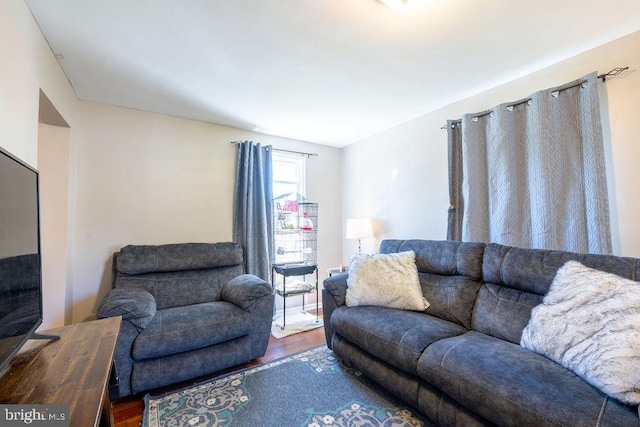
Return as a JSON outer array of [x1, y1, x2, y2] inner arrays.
[[0, 0, 78, 167], [1, 0, 79, 330], [73, 101, 342, 322], [343, 30, 640, 258], [0, 0, 39, 165], [38, 123, 71, 329]]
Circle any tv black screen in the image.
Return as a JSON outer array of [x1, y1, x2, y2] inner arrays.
[[0, 146, 43, 374]]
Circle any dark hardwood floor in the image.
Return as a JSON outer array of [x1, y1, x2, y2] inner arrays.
[[111, 316, 326, 427]]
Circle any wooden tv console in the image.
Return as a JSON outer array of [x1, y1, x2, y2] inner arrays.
[[0, 317, 121, 426]]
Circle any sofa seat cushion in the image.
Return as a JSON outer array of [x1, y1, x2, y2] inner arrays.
[[331, 306, 467, 375], [417, 331, 637, 427], [132, 301, 250, 360]]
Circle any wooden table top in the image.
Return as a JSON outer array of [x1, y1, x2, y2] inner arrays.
[[0, 317, 121, 427]]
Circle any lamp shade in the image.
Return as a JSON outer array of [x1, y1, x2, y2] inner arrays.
[[377, 0, 414, 9], [346, 218, 374, 239]]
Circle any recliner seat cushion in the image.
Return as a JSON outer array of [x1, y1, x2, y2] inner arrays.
[[331, 306, 467, 375], [132, 301, 250, 360], [417, 331, 637, 427]]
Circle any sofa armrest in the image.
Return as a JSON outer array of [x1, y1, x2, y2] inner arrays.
[[322, 274, 348, 349], [323, 273, 348, 307], [221, 274, 273, 310], [97, 287, 157, 331]]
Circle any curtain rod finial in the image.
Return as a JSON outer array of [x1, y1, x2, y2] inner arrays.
[[598, 66, 629, 82]]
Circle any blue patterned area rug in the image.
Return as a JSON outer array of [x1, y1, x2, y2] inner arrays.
[[143, 345, 434, 426]]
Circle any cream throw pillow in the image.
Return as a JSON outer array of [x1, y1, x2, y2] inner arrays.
[[346, 251, 429, 311], [521, 261, 640, 405]]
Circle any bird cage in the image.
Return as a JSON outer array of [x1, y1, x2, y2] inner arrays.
[[273, 193, 318, 266]]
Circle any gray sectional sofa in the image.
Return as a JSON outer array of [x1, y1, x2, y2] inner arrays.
[[97, 242, 274, 398], [322, 239, 640, 426]]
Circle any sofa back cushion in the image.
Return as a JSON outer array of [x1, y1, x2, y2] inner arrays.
[[475, 243, 640, 344], [380, 240, 485, 329], [116, 242, 243, 274], [113, 242, 245, 309]]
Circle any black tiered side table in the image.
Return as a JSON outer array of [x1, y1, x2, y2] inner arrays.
[[271, 263, 319, 330]]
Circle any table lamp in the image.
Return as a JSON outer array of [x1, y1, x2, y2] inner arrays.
[[346, 218, 374, 254]]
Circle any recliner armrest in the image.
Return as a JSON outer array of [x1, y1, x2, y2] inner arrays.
[[221, 274, 273, 310], [97, 287, 157, 331]]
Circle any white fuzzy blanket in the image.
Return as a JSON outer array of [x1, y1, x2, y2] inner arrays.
[[521, 261, 640, 405]]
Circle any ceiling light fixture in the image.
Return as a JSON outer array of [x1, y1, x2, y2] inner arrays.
[[377, 0, 414, 9]]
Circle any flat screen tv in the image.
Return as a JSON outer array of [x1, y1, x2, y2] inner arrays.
[[0, 145, 44, 374]]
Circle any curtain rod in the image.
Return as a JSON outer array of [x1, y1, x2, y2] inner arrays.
[[442, 79, 587, 129], [441, 66, 629, 130], [230, 141, 318, 157]]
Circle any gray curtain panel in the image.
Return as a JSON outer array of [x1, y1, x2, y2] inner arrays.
[[447, 120, 463, 241], [447, 72, 612, 254], [233, 141, 274, 281]]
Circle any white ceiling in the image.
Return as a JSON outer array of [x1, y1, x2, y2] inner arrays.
[[25, 0, 640, 147]]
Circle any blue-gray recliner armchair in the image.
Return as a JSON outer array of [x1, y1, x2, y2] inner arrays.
[[97, 242, 274, 398]]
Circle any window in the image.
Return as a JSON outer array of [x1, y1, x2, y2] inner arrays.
[[272, 152, 307, 266], [272, 152, 306, 199]]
